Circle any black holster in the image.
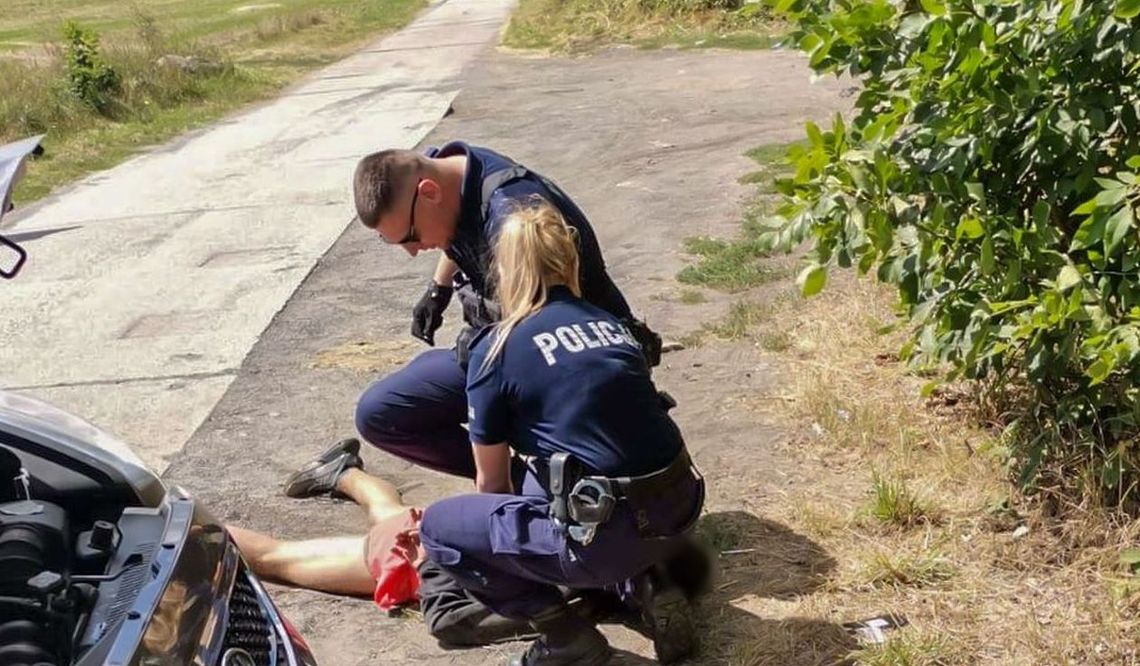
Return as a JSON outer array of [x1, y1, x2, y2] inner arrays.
[[546, 450, 703, 544], [454, 278, 501, 329]]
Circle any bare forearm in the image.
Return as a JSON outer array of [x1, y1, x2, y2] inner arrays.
[[472, 442, 512, 494], [475, 472, 511, 494], [433, 255, 459, 286]]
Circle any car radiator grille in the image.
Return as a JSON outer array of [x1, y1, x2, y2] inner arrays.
[[220, 569, 277, 665]]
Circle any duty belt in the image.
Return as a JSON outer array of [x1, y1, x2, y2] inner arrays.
[[546, 449, 698, 546]]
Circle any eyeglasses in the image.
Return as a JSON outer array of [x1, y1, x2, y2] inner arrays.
[[381, 179, 422, 245]]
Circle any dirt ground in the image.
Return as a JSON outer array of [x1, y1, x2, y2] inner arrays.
[[163, 46, 849, 664]]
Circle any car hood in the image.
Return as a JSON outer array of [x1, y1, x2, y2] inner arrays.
[[0, 389, 165, 505]]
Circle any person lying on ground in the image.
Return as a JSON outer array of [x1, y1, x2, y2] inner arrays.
[[226, 438, 536, 647]]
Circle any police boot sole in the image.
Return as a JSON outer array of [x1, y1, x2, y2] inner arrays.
[[646, 587, 697, 664]]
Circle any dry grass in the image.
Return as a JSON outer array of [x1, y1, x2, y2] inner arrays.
[[678, 299, 769, 347], [664, 135, 1140, 664], [680, 288, 708, 305], [726, 272, 1140, 663], [856, 548, 956, 589], [775, 274, 1140, 661], [502, 0, 783, 53], [311, 339, 417, 375], [758, 329, 792, 352], [850, 630, 958, 666]]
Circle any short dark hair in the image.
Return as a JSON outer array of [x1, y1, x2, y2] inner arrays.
[[352, 149, 423, 229]]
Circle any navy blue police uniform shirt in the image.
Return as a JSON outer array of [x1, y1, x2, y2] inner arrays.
[[423, 141, 632, 321], [466, 287, 681, 478]]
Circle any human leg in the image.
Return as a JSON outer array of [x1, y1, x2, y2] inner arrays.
[[419, 469, 707, 665], [354, 349, 475, 478], [228, 525, 375, 597], [419, 493, 619, 665], [335, 468, 408, 525]]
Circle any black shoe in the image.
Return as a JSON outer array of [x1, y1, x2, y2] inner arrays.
[[507, 609, 611, 666], [283, 438, 363, 498], [643, 583, 696, 664], [629, 567, 697, 665]]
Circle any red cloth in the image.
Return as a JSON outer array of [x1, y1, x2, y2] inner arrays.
[[365, 508, 424, 610]]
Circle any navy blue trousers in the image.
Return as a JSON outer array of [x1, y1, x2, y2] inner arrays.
[[358, 349, 704, 620], [419, 471, 703, 620], [355, 349, 476, 478]]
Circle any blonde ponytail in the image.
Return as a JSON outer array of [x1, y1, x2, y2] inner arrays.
[[480, 203, 581, 372]]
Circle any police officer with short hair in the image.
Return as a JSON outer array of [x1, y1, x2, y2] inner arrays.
[[350, 142, 661, 477], [418, 204, 704, 665]]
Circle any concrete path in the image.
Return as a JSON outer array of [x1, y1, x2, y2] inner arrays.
[[0, 0, 514, 472]]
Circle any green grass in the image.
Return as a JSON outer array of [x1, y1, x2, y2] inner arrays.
[[503, 0, 782, 53], [677, 141, 796, 291], [867, 472, 933, 528], [1, 0, 423, 202], [677, 230, 787, 291], [738, 140, 803, 188], [634, 26, 781, 50], [0, 0, 406, 50]]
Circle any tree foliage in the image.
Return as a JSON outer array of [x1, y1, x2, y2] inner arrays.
[[763, 0, 1140, 499]]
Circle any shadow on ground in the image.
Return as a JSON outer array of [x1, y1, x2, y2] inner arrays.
[[686, 511, 853, 665], [697, 511, 835, 599]]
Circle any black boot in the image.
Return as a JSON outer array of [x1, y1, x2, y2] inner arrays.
[[506, 606, 611, 666], [634, 566, 698, 664]]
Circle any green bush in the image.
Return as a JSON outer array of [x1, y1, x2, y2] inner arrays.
[[62, 22, 120, 113], [762, 0, 1140, 501]]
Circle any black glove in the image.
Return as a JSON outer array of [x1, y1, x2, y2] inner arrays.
[[411, 281, 453, 345], [624, 318, 663, 368]]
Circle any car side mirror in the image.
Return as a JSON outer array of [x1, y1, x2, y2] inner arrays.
[[0, 228, 27, 279], [0, 135, 45, 280]]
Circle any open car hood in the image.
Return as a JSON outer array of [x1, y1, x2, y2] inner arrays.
[[0, 389, 165, 505]]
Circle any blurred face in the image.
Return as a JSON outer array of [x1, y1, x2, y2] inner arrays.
[[374, 178, 451, 257]]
